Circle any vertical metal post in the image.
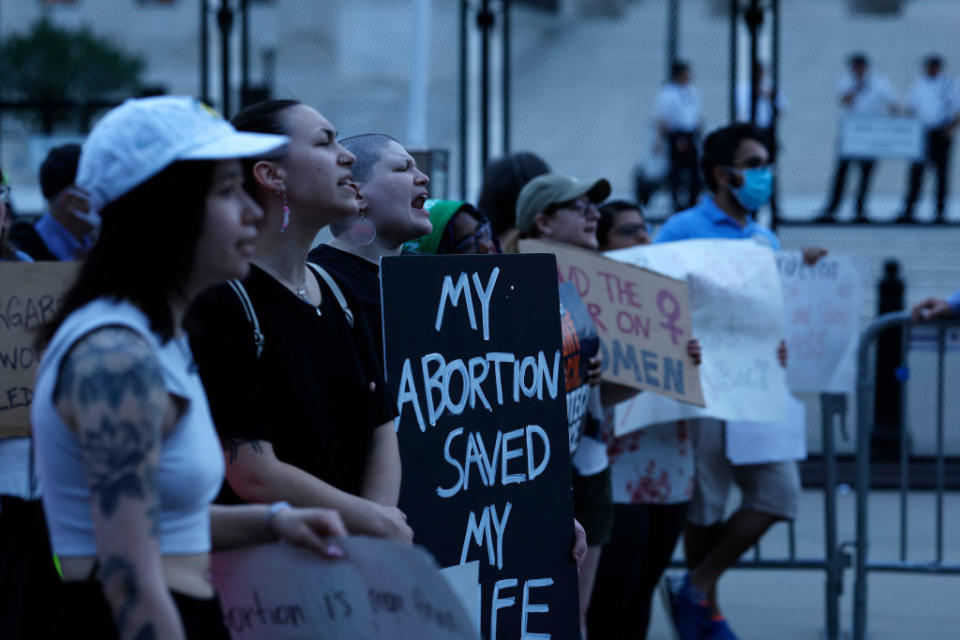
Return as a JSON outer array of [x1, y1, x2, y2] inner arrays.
[[200, 0, 210, 105], [459, 0, 468, 200], [770, 0, 781, 230], [853, 324, 875, 640], [502, 0, 512, 155], [217, 0, 234, 117], [822, 393, 843, 640], [729, 0, 738, 122], [898, 323, 909, 562], [935, 326, 945, 563], [479, 0, 492, 172], [747, 0, 760, 125], [667, 0, 679, 78], [240, 0, 249, 108]]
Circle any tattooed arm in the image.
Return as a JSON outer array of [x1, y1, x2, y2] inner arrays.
[[54, 327, 185, 640], [223, 439, 413, 543]]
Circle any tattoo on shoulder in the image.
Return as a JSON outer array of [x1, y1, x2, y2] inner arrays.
[[223, 438, 264, 464], [59, 328, 167, 522]]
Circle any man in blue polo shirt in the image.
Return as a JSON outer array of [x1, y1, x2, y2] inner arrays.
[[9, 144, 97, 261], [656, 122, 825, 640]]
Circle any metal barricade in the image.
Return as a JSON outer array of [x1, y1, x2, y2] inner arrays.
[[667, 393, 852, 640], [853, 311, 960, 640]]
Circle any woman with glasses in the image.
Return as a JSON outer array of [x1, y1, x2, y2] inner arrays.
[[597, 199, 653, 249], [415, 200, 499, 255]]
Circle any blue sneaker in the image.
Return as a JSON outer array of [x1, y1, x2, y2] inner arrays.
[[699, 617, 740, 640], [668, 575, 712, 640]]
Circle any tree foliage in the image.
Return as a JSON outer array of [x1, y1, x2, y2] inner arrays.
[[0, 17, 145, 130]]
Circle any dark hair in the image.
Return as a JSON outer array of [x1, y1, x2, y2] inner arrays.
[[671, 60, 690, 81], [597, 200, 644, 249], [37, 160, 216, 348], [848, 52, 868, 67], [924, 54, 943, 68], [339, 134, 399, 184], [699, 122, 771, 192], [230, 99, 301, 197], [39, 144, 81, 200], [476, 152, 550, 236]]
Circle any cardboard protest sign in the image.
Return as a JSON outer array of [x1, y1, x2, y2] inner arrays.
[[557, 282, 600, 453], [726, 393, 807, 465], [777, 251, 864, 394], [519, 239, 703, 407], [381, 254, 579, 640], [210, 537, 477, 640], [0, 262, 77, 438], [607, 239, 787, 435]]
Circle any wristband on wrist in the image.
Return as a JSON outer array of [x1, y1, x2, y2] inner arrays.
[[264, 501, 291, 537]]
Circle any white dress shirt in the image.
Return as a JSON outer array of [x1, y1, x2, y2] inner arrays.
[[907, 73, 960, 129], [837, 72, 897, 115], [656, 82, 701, 132]]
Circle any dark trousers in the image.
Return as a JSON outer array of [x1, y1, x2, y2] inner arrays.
[[56, 580, 230, 639], [825, 158, 876, 215], [0, 496, 62, 640], [903, 128, 953, 217], [667, 132, 701, 211], [587, 501, 689, 640]]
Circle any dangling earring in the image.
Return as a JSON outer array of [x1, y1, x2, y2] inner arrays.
[[347, 190, 376, 246], [278, 187, 291, 232], [348, 209, 377, 246]]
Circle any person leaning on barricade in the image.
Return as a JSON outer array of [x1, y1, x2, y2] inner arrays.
[[586, 199, 702, 640], [184, 100, 412, 544], [30, 96, 348, 640], [655, 122, 826, 640]]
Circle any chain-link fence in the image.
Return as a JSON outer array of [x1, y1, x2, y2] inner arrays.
[[3, 0, 958, 468]]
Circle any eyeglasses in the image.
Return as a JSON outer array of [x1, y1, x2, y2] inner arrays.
[[453, 220, 497, 254], [550, 198, 598, 218], [612, 222, 653, 238]]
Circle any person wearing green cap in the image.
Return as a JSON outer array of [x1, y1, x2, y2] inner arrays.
[[416, 200, 499, 255]]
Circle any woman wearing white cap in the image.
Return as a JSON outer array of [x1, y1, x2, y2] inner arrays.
[[32, 96, 348, 640]]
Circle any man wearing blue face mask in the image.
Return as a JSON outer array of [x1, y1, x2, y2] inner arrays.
[[9, 144, 98, 261], [655, 123, 826, 640]]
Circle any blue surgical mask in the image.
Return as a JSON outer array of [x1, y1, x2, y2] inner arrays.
[[728, 166, 773, 211]]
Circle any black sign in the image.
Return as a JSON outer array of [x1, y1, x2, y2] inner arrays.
[[558, 282, 600, 454], [381, 254, 578, 640]]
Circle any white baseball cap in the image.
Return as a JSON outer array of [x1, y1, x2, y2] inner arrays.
[[76, 95, 288, 211]]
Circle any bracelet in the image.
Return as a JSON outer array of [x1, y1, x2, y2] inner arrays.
[[264, 501, 291, 537]]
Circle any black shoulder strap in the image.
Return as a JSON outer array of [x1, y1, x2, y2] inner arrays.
[[226, 279, 265, 358]]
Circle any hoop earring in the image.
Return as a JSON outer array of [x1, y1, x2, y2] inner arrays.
[[348, 207, 377, 246], [278, 187, 291, 232]]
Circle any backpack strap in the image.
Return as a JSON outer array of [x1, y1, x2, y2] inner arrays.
[[308, 262, 354, 329], [226, 279, 265, 358]]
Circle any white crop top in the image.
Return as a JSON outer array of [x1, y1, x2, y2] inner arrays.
[[32, 298, 224, 557]]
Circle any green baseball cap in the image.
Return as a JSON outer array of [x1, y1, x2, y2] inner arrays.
[[515, 173, 611, 234]]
